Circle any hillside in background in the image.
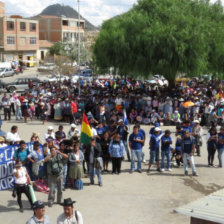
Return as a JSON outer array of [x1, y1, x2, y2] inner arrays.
[[37, 4, 97, 30]]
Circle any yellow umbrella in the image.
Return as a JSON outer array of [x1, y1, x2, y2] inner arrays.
[[183, 101, 195, 107]]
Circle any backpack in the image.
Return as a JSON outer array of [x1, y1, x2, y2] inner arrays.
[[75, 179, 83, 190]]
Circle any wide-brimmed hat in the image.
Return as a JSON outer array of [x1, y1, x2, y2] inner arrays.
[[32, 200, 45, 210], [60, 198, 76, 206]]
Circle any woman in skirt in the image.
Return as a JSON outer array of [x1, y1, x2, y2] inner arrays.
[[68, 143, 84, 188], [21, 99, 29, 123]]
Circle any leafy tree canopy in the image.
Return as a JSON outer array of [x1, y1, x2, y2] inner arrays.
[[93, 0, 224, 81]]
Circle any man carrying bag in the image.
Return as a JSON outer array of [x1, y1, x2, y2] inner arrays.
[[45, 147, 68, 207]]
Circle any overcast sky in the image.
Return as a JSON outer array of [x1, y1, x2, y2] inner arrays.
[[3, 0, 221, 26], [4, 0, 137, 26]]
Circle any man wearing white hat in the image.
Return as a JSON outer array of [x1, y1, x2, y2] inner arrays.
[[67, 124, 80, 140], [44, 126, 55, 140], [147, 127, 162, 173]]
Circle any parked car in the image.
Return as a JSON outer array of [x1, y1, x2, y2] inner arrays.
[[38, 63, 56, 72], [43, 74, 70, 83], [0, 80, 6, 92], [0, 68, 15, 78], [5, 77, 41, 92]]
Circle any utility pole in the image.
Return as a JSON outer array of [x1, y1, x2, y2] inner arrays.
[[78, 0, 81, 95]]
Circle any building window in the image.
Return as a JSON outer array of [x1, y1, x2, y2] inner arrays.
[[20, 22, 26, 31], [30, 37, 36, 45], [62, 20, 68, 26], [70, 21, 76, 27], [30, 23, 36, 31], [20, 37, 26, 45], [7, 36, 15, 44], [7, 21, 14, 30]]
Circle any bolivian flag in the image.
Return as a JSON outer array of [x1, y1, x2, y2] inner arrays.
[[80, 113, 93, 144]]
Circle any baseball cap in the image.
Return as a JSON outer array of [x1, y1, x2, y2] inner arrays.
[[155, 127, 161, 132], [155, 122, 160, 127], [118, 119, 123, 123]]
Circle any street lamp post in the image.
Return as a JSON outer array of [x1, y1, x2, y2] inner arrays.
[[77, 0, 81, 96]]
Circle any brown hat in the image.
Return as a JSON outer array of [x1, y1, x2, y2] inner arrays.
[[0, 136, 4, 142]]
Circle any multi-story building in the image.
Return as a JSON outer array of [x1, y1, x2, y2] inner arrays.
[[0, 2, 39, 66], [38, 15, 85, 44]]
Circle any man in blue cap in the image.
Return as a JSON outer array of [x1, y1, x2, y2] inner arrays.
[[149, 122, 162, 137]]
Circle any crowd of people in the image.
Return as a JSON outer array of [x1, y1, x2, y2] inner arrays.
[[1, 76, 224, 223], [0, 77, 224, 127]]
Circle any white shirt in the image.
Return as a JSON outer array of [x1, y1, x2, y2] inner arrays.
[[0, 143, 7, 148], [75, 153, 79, 161], [68, 129, 80, 139], [13, 167, 27, 185], [15, 98, 21, 107], [91, 128, 97, 137], [45, 133, 55, 140], [115, 98, 123, 105], [57, 211, 83, 224], [6, 132, 21, 143]]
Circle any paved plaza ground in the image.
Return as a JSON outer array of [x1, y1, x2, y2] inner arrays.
[[0, 117, 224, 224]]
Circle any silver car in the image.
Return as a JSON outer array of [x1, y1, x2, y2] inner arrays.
[[0, 67, 15, 78], [6, 78, 40, 92]]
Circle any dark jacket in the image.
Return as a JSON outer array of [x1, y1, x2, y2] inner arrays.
[[85, 142, 102, 163]]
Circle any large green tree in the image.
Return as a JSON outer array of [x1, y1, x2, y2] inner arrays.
[[49, 42, 91, 65], [93, 0, 224, 82]]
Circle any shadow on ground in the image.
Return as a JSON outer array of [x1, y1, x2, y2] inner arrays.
[[181, 177, 223, 195]]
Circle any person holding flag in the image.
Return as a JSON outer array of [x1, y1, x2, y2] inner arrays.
[[81, 114, 103, 186]]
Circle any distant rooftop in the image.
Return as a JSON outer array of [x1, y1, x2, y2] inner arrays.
[[39, 40, 53, 48]]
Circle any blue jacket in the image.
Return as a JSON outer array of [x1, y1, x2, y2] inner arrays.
[[109, 140, 125, 158]]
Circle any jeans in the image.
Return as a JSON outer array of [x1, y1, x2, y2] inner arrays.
[[62, 164, 68, 188], [123, 141, 130, 161], [183, 153, 196, 173], [89, 163, 102, 184], [131, 149, 142, 171], [218, 148, 224, 167], [161, 151, 171, 169], [16, 107, 22, 120], [149, 150, 160, 164], [142, 150, 145, 162]]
